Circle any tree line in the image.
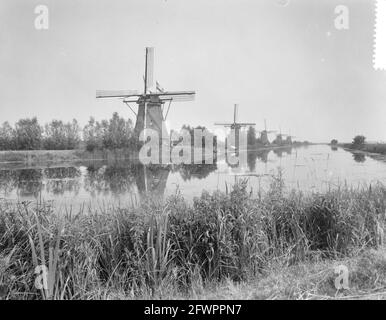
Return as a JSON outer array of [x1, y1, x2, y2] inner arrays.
[[0, 112, 137, 151]]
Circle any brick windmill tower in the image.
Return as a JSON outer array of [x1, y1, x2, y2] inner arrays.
[[96, 47, 195, 146]]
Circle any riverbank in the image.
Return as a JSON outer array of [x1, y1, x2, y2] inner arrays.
[[0, 145, 297, 168], [341, 143, 386, 155], [0, 149, 138, 167], [0, 178, 385, 300], [247, 142, 311, 151]]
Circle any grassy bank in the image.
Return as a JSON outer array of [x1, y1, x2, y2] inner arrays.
[[0, 178, 386, 300], [0, 148, 138, 166], [342, 143, 386, 155], [167, 248, 386, 300]]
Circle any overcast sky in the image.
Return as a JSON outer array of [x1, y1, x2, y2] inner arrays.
[[1, 0, 385, 142]]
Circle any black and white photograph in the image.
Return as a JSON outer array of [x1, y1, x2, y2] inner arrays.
[[1, 0, 386, 306]]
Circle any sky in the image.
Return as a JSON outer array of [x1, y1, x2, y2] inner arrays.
[[1, 0, 385, 143]]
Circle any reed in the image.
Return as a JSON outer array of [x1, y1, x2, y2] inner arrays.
[[0, 175, 385, 299], [28, 212, 66, 299]]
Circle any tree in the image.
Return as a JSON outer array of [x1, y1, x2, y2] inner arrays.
[[330, 139, 338, 145], [103, 112, 133, 149], [83, 117, 103, 152], [352, 135, 366, 147], [14, 118, 43, 150], [44, 120, 67, 150], [0, 122, 15, 150], [64, 119, 80, 149], [43, 119, 80, 150]]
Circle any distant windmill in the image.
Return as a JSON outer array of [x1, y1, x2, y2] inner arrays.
[[283, 130, 296, 145], [273, 126, 284, 146], [214, 104, 255, 151], [96, 47, 196, 145], [257, 119, 276, 145]]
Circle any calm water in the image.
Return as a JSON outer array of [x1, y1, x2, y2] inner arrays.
[[1, 145, 386, 211]]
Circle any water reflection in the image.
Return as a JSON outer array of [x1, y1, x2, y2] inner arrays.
[[272, 146, 292, 158], [174, 163, 217, 181], [135, 164, 171, 199], [0, 161, 219, 204], [2, 145, 386, 208], [352, 153, 366, 163], [0, 170, 18, 195], [44, 167, 81, 195], [0, 169, 43, 197], [247, 149, 271, 172], [84, 164, 137, 196]]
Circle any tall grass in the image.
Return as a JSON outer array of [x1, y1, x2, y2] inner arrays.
[[0, 176, 385, 299]]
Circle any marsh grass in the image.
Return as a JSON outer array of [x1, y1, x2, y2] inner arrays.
[[28, 211, 65, 299], [0, 174, 385, 299]]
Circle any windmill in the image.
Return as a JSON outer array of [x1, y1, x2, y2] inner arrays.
[[283, 131, 296, 145], [96, 47, 195, 146], [214, 104, 255, 151], [257, 119, 276, 145], [272, 126, 285, 146]]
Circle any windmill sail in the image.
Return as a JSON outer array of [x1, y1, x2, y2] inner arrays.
[[145, 47, 154, 91], [157, 91, 195, 102], [214, 123, 233, 126], [96, 90, 139, 98]]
